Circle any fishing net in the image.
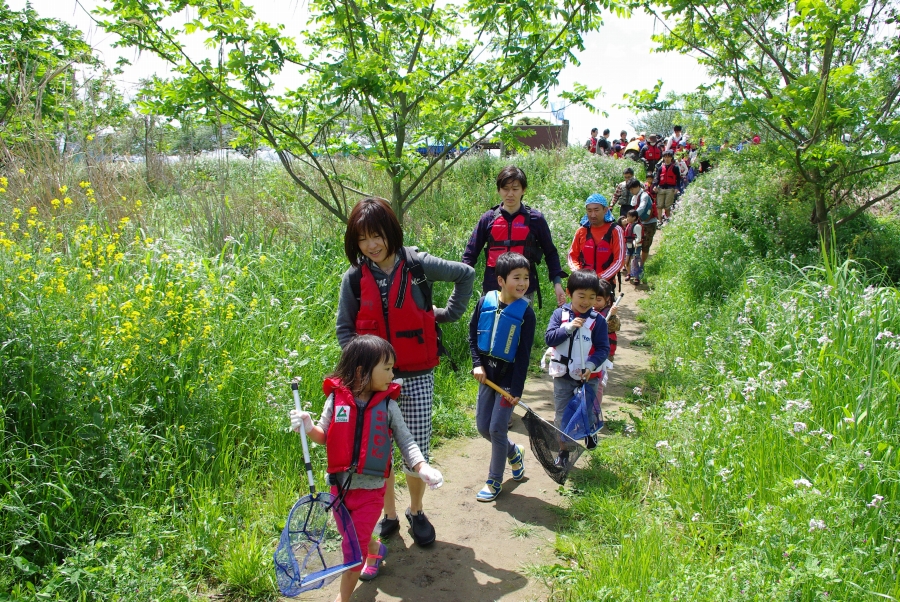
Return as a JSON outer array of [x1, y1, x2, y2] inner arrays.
[[519, 401, 585, 485], [274, 491, 362, 596], [561, 382, 604, 443], [274, 382, 363, 597]]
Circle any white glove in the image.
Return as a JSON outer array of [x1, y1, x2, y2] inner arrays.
[[564, 321, 579, 334], [417, 464, 444, 489], [289, 409, 314, 434]]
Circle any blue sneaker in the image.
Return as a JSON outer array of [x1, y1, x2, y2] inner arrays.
[[508, 444, 526, 481], [476, 479, 502, 502]]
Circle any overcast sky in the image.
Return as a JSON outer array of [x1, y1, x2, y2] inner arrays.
[[16, 0, 707, 144]]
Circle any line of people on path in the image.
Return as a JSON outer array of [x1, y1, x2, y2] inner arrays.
[[288, 162, 679, 601], [585, 124, 710, 182]]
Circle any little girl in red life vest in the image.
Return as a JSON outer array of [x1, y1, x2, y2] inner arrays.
[[289, 335, 443, 602]]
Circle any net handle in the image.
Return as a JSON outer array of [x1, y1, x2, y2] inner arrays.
[[482, 378, 519, 405], [291, 382, 317, 494]]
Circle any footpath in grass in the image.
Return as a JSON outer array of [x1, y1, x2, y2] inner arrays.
[[310, 275, 652, 602]]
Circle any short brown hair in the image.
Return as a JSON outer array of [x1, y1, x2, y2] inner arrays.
[[496, 166, 527, 191], [344, 197, 404, 267]]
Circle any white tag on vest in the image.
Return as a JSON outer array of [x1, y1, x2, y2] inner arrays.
[[335, 406, 350, 423]]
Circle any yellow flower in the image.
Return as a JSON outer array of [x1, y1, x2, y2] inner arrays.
[[51, 198, 61, 208], [0, 177, 7, 186], [12, 208, 22, 219], [159, 338, 168, 346], [63, 197, 72, 206], [135, 200, 142, 208], [86, 134, 94, 141], [59, 185, 68, 194], [10, 222, 18, 231], [28, 207, 37, 215], [259, 254, 267, 264], [18, 169, 25, 174]]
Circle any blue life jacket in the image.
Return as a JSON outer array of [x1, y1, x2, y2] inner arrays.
[[476, 291, 529, 362]]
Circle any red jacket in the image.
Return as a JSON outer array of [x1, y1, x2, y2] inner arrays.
[[324, 378, 400, 478], [353, 252, 439, 372], [567, 222, 625, 282]]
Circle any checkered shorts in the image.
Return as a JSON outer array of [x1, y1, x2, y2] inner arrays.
[[396, 372, 434, 474]]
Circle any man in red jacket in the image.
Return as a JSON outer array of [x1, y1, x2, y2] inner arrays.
[[567, 193, 625, 284]]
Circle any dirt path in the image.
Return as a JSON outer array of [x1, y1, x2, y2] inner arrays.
[[302, 274, 653, 602]]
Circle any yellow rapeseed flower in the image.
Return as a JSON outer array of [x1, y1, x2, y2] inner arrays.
[[29, 207, 37, 215], [63, 197, 72, 206], [18, 169, 25, 174], [51, 198, 61, 208], [12, 208, 22, 218]]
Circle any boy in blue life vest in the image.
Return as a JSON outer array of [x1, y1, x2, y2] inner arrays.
[[469, 252, 537, 502], [544, 269, 610, 469]]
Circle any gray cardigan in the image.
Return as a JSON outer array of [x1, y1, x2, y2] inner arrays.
[[335, 247, 475, 377]]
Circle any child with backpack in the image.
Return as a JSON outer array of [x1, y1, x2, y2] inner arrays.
[[629, 179, 657, 271], [624, 209, 644, 285], [544, 269, 610, 469], [469, 252, 537, 502], [289, 335, 444, 601]]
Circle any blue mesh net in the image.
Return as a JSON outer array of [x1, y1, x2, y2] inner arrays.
[[561, 383, 604, 442], [274, 491, 362, 597]]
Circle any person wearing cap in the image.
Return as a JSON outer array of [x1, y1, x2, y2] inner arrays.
[[566, 193, 625, 284]]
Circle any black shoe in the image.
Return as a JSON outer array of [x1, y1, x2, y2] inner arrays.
[[405, 508, 436, 546], [554, 450, 570, 470], [377, 514, 400, 538]]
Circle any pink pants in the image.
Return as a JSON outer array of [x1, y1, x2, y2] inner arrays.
[[331, 485, 386, 571]]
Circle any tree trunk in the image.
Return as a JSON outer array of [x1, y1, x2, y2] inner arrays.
[[391, 177, 404, 225], [814, 186, 831, 253]]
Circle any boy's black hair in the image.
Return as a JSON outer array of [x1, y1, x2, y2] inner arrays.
[[329, 335, 396, 396], [566, 268, 601, 295], [495, 251, 530, 280], [620, 130, 627, 136], [496, 165, 527, 191], [602, 128, 610, 136], [662, 149, 675, 158], [627, 178, 642, 190], [627, 209, 639, 219], [590, 127, 598, 134], [673, 125, 683, 131], [597, 278, 615, 301], [623, 167, 634, 176]]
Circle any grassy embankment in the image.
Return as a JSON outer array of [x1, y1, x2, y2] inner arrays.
[[546, 161, 900, 600], [0, 149, 630, 599]]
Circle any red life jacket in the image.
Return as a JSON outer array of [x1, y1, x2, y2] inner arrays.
[[624, 222, 635, 245], [599, 306, 617, 358], [643, 144, 661, 162], [486, 206, 542, 268], [352, 248, 439, 372], [579, 222, 618, 274], [658, 162, 678, 187], [588, 138, 598, 153], [323, 378, 399, 478]]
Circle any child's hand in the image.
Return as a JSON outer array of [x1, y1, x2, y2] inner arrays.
[[289, 409, 314, 434], [472, 366, 486, 384], [567, 317, 586, 332], [417, 464, 444, 489], [554, 283, 567, 307], [500, 395, 520, 408], [608, 306, 618, 317]]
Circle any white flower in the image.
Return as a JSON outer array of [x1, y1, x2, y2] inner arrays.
[[783, 399, 812, 413], [632, 387, 643, 397], [692, 321, 702, 329], [817, 334, 833, 346], [718, 467, 733, 481], [656, 440, 670, 450], [793, 478, 812, 488], [876, 330, 895, 341], [793, 422, 808, 433], [808, 518, 826, 531], [867, 494, 884, 508], [843, 416, 855, 424], [691, 513, 701, 522]]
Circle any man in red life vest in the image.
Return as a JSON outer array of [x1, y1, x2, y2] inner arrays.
[[652, 150, 682, 222], [567, 193, 625, 284]]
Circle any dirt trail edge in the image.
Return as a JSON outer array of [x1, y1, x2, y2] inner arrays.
[[304, 273, 653, 602]]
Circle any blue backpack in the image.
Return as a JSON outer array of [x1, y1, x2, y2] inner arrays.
[[476, 291, 529, 362]]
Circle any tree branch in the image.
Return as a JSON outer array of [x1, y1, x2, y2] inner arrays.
[[834, 181, 900, 228]]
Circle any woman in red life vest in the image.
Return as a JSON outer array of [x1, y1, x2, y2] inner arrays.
[[462, 165, 568, 307], [289, 335, 444, 599], [566, 193, 625, 285], [336, 197, 474, 548]]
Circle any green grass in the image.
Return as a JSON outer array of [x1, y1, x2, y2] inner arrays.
[[0, 148, 631, 599], [547, 165, 900, 600]]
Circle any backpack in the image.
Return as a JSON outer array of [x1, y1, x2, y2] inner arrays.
[[476, 291, 529, 362]]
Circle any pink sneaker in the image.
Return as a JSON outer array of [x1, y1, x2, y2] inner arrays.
[[358, 541, 388, 581]]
